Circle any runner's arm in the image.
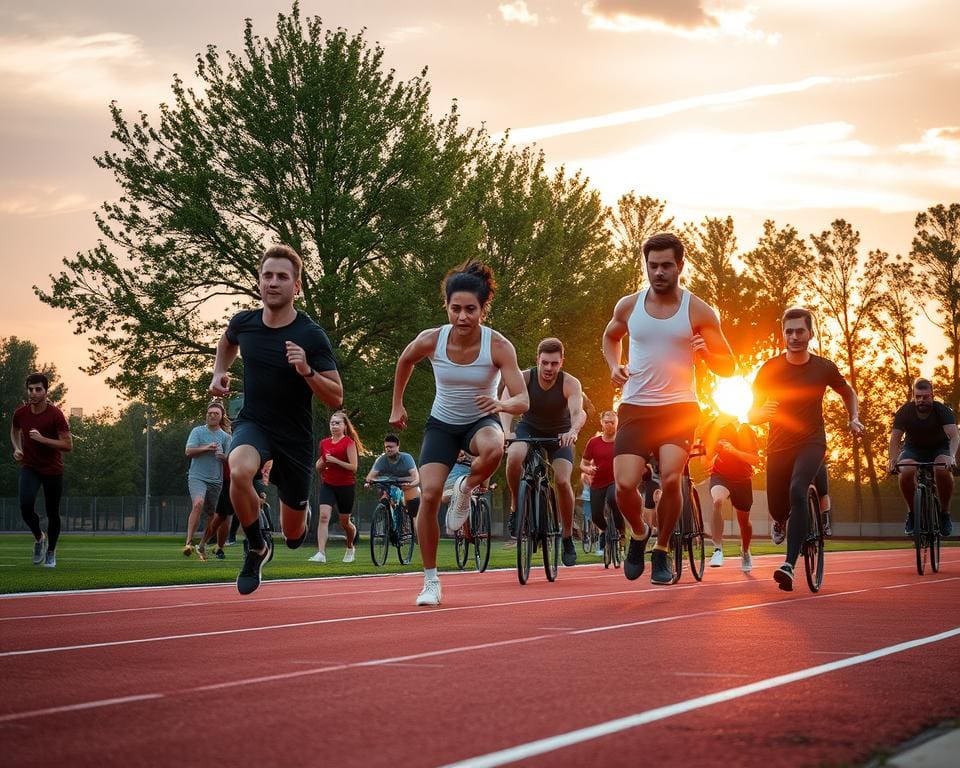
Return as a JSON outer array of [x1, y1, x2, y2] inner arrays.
[[10, 422, 23, 457], [945, 424, 959, 466], [690, 298, 735, 377], [487, 335, 529, 417], [602, 295, 634, 386], [210, 331, 239, 396], [500, 369, 529, 434], [887, 428, 904, 472], [390, 329, 438, 429], [835, 381, 864, 433]]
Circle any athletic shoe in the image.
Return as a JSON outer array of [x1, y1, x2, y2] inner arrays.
[[225, 534, 237, 546], [507, 511, 517, 539], [342, 547, 356, 564], [32, 535, 48, 565], [237, 539, 273, 595], [197, 542, 207, 562], [709, 548, 724, 567], [904, 513, 915, 536], [284, 507, 311, 550], [44, 551, 56, 568], [623, 524, 651, 581], [821, 511, 833, 537], [650, 548, 675, 585], [941, 515, 953, 537], [770, 520, 786, 545], [182, 543, 194, 557], [445, 476, 471, 533], [561, 537, 577, 566], [594, 543, 603, 556], [214, 548, 225, 560], [416, 579, 442, 606], [308, 551, 327, 563], [741, 549, 753, 573], [774, 562, 794, 592]]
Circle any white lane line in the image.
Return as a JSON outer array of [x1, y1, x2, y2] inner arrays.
[[439, 627, 960, 768], [0, 694, 163, 724]]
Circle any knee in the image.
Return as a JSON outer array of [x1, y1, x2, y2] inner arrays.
[[660, 474, 682, 496], [556, 476, 572, 494], [421, 487, 442, 508]]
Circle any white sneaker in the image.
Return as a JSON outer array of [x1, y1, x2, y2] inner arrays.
[[416, 579, 442, 606], [44, 551, 56, 568], [32, 535, 48, 565], [594, 545, 603, 556], [342, 547, 355, 564], [445, 476, 471, 534], [741, 549, 752, 573], [308, 551, 327, 563], [709, 548, 724, 567]]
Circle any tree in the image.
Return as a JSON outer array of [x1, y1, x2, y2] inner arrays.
[[36, 4, 475, 426], [741, 220, 812, 358], [911, 203, 960, 412], [809, 220, 884, 520], [67, 409, 138, 496], [0, 337, 66, 496], [609, 193, 673, 290]]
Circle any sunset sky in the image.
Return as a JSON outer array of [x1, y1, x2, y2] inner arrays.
[[2, 0, 958, 412]]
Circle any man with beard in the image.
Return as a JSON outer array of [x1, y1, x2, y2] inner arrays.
[[749, 307, 863, 591], [888, 378, 958, 537], [602, 232, 735, 586]]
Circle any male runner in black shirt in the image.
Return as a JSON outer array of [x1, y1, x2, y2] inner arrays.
[[210, 245, 343, 594], [749, 307, 863, 591], [887, 378, 957, 536]]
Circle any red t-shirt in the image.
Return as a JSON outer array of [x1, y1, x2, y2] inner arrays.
[[583, 435, 615, 488], [13, 402, 70, 475], [319, 436, 356, 487], [710, 423, 758, 482]]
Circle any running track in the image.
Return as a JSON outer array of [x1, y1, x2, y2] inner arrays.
[[2, 549, 958, 767]]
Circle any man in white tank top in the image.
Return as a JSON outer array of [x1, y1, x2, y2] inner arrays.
[[602, 232, 735, 586]]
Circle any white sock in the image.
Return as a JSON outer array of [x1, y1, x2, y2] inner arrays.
[[424, 568, 438, 581]]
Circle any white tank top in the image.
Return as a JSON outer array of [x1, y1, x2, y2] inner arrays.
[[621, 288, 697, 406], [430, 325, 501, 425]]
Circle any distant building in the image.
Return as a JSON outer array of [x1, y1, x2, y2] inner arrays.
[[70, 407, 83, 419]]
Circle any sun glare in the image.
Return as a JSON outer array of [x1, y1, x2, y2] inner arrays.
[[712, 375, 754, 422]]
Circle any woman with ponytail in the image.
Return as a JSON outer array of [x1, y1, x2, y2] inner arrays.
[[311, 410, 365, 564]]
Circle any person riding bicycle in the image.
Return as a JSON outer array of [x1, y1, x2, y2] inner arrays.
[[887, 377, 958, 537], [365, 433, 422, 520], [602, 232, 736, 586], [502, 337, 587, 567], [749, 307, 864, 591], [580, 409, 624, 556]]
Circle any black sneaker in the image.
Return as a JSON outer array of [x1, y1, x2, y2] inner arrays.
[[650, 548, 674, 585], [821, 511, 832, 537], [237, 538, 273, 595], [561, 536, 577, 566], [507, 511, 517, 538], [214, 548, 225, 560], [773, 562, 794, 592], [284, 508, 311, 550], [624, 524, 651, 581], [904, 513, 915, 536], [941, 515, 953, 537]]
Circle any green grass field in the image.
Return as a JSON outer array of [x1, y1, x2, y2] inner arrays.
[[0, 533, 944, 594]]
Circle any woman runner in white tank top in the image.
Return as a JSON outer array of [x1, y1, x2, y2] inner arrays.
[[391, 261, 529, 606]]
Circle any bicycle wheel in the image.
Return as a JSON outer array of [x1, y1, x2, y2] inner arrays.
[[517, 479, 534, 584], [396, 505, 415, 565], [803, 485, 825, 592], [369, 503, 389, 567], [914, 485, 928, 576], [604, 507, 621, 569], [685, 484, 706, 582], [542, 485, 559, 582], [474, 497, 492, 572], [930, 494, 941, 574], [454, 518, 470, 571], [581, 517, 593, 553]]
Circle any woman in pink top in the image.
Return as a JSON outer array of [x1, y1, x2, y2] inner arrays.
[[311, 410, 364, 564]]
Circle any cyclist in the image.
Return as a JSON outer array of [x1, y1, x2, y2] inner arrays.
[[365, 433, 422, 514], [887, 377, 957, 537], [602, 232, 735, 585], [702, 413, 759, 572], [580, 410, 624, 555], [390, 260, 528, 606], [749, 306, 864, 591], [502, 337, 587, 567]]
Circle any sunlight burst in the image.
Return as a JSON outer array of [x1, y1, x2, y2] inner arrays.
[[712, 375, 754, 422]]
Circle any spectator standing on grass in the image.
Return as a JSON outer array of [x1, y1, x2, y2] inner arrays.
[[183, 401, 231, 558], [10, 372, 72, 568]]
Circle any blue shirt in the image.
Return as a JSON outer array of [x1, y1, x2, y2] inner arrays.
[[186, 426, 230, 483]]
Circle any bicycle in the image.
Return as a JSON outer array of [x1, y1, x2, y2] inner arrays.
[[581, 509, 600, 554], [801, 472, 827, 592], [454, 483, 495, 572], [648, 442, 706, 584], [368, 480, 416, 566], [507, 436, 561, 585], [603, 506, 622, 569], [893, 461, 945, 576]]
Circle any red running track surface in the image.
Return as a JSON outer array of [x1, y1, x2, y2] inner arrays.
[[1, 549, 959, 767]]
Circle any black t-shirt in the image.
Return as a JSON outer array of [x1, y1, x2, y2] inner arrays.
[[752, 353, 849, 454], [893, 401, 955, 450], [227, 309, 337, 452]]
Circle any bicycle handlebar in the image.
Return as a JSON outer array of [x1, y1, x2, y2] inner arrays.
[[890, 461, 954, 476], [505, 437, 560, 446]]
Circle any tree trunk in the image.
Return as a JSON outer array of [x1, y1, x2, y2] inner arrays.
[[861, 436, 883, 523]]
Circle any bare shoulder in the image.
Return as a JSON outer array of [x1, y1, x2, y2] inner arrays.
[[490, 330, 519, 362], [614, 292, 640, 320], [688, 293, 721, 328], [563, 371, 584, 395], [411, 327, 442, 353]]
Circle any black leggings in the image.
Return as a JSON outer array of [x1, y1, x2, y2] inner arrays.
[[590, 483, 624, 533], [19, 467, 63, 551], [766, 444, 826, 565]]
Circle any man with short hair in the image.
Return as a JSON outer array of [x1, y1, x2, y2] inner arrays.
[[210, 245, 343, 594], [365, 433, 422, 520], [10, 373, 72, 568], [183, 401, 231, 558], [749, 306, 863, 591], [603, 232, 735, 585], [887, 378, 957, 537], [502, 337, 587, 567]]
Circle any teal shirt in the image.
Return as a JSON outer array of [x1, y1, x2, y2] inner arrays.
[[186, 426, 230, 484]]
